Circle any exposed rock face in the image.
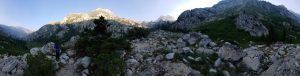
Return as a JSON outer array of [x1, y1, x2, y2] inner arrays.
[[235, 14, 269, 37], [175, 8, 215, 30]]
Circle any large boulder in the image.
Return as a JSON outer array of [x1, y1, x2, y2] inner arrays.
[[196, 47, 215, 54], [1, 58, 18, 73], [242, 47, 263, 71], [66, 49, 76, 57], [218, 44, 245, 61], [176, 38, 186, 48], [126, 59, 140, 68], [199, 35, 212, 47], [41, 42, 57, 55], [75, 56, 91, 68], [184, 33, 201, 45], [60, 53, 70, 64], [0, 56, 27, 76], [62, 36, 80, 49]]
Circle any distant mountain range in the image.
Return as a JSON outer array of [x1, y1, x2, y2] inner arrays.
[[0, 24, 32, 39]]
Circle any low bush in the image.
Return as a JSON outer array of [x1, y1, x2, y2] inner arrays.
[[126, 27, 150, 40], [24, 54, 54, 76]]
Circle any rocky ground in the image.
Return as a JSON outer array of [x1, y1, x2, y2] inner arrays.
[[124, 30, 300, 76], [1, 30, 300, 76]]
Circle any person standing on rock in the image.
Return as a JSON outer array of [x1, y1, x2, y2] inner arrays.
[[55, 42, 61, 60]]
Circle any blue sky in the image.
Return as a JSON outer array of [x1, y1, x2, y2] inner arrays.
[[0, 0, 299, 31]]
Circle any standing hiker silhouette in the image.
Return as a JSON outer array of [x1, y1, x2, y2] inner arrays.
[[54, 42, 60, 60]]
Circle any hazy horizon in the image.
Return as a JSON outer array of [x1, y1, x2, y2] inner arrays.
[[0, 0, 299, 31]]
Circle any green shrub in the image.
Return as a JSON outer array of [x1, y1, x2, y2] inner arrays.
[[126, 27, 150, 40], [24, 54, 54, 76], [91, 53, 125, 76]]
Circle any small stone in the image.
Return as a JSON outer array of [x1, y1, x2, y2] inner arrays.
[[278, 50, 286, 55], [209, 42, 217, 47], [80, 56, 91, 68], [196, 47, 214, 54], [30, 48, 40, 55], [126, 59, 140, 67], [223, 70, 230, 76], [82, 69, 89, 75], [15, 69, 24, 76], [182, 47, 192, 53], [66, 49, 76, 57], [60, 53, 70, 64], [188, 56, 194, 60], [165, 53, 175, 60], [125, 69, 133, 76], [214, 58, 222, 67], [209, 69, 217, 73], [11, 68, 17, 74], [195, 57, 201, 61], [228, 63, 236, 69]]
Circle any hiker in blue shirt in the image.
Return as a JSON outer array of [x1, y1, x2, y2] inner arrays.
[[54, 42, 60, 60]]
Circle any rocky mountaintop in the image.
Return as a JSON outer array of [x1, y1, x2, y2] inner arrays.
[[173, 0, 300, 32], [27, 8, 143, 43]]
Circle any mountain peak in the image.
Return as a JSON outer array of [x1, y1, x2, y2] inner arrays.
[[157, 15, 175, 21], [94, 8, 115, 15], [61, 8, 117, 24]]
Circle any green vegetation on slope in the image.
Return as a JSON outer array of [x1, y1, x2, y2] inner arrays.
[[0, 34, 28, 55], [194, 16, 265, 46], [194, 15, 300, 46]]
